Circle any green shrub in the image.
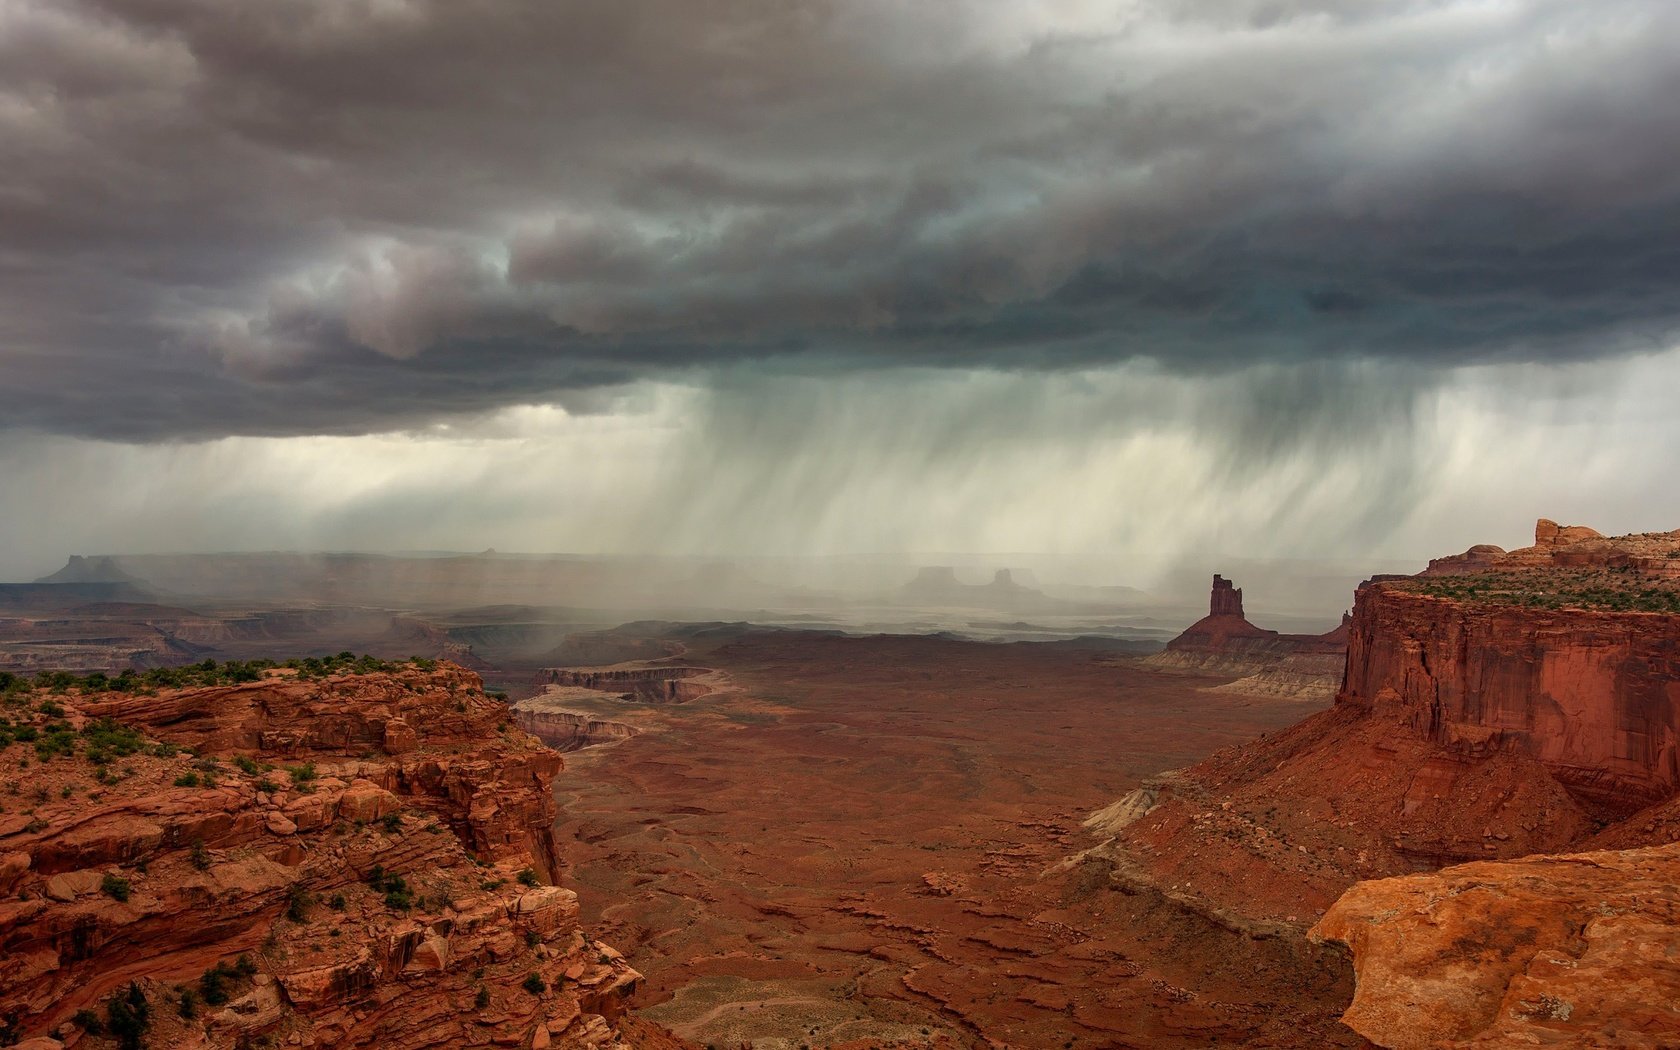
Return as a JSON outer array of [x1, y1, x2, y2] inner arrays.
[[101, 873, 132, 902], [516, 867, 539, 887], [199, 964, 231, 1006], [104, 982, 149, 1050], [173, 772, 200, 788], [72, 1008, 105, 1034], [522, 973, 546, 995]]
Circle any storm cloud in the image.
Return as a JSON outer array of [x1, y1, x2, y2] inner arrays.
[[5, 0, 1680, 441]]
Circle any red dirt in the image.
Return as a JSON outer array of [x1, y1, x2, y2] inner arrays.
[[546, 631, 1366, 1048]]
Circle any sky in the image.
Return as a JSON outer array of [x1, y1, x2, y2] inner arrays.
[[3, 0, 1680, 582]]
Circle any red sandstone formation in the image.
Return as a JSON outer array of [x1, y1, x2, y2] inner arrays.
[[514, 708, 642, 753], [1207, 574, 1244, 616], [1426, 517, 1680, 576], [1104, 520, 1680, 1048], [1145, 575, 1348, 700], [533, 665, 720, 705], [1311, 842, 1680, 1048], [0, 664, 682, 1049], [1340, 588, 1680, 812]]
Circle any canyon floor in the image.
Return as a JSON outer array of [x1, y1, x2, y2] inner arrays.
[[543, 631, 1362, 1048]]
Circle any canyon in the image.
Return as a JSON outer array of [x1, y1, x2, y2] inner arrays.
[[2, 519, 1677, 1047]]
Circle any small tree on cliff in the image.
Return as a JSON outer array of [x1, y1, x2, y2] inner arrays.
[[104, 982, 150, 1050]]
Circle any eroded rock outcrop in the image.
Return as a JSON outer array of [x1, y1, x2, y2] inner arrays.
[[534, 665, 717, 705], [1095, 520, 1680, 1048], [514, 708, 641, 753], [0, 664, 683, 1049], [1144, 576, 1348, 701], [1311, 842, 1680, 1048]]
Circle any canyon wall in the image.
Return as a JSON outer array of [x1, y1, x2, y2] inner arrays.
[[534, 666, 716, 705], [0, 664, 680, 1049], [515, 709, 641, 753], [1100, 521, 1680, 1048], [1339, 587, 1680, 811]]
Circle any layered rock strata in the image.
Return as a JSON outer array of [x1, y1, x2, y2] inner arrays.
[[0, 664, 679, 1049], [1098, 522, 1680, 1048], [533, 666, 717, 705]]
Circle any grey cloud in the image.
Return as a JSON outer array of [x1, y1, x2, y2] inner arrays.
[[3, 0, 1679, 440]]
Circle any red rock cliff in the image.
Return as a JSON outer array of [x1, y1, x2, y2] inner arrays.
[[1341, 587, 1680, 813]]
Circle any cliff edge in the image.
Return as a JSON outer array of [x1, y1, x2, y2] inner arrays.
[[0, 660, 684, 1049], [1089, 520, 1680, 1048]]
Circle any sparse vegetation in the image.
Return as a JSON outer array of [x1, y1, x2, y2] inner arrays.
[[522, 972, 546, 995], [516, 867, 539, 887], [0, 655, 443, 704], [199, 963, 233, 1006], [1401, 568, 1680, 613], [104, 981, 150, 1050], [365, 864, 413, 910], [285, 884, 313, 922], [72, 1008, 105, 1035], [101, 873, 132, 902]]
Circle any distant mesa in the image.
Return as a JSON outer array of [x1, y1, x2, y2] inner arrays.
[[35, 554, 149, 587], [897, 566, 1056, 611], [1534, 517, 1605, 547]]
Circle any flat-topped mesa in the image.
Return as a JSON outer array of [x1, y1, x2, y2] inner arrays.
[[535, 663, 716, 704], [1344, 520, 1680, 812]]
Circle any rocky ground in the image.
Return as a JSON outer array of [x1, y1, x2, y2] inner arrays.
[[0, 661, 681, 1049]]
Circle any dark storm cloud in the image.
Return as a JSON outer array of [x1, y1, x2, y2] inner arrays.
[[3, 0, 1679, 439]]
